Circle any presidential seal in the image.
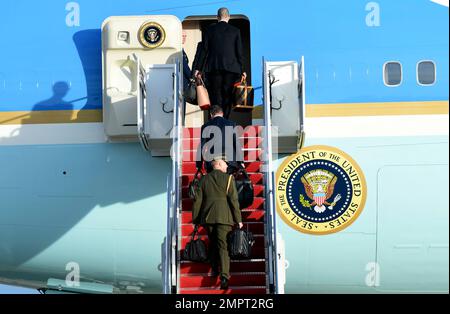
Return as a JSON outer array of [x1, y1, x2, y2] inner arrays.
[[138, 22, 166, 49], [276, 146, 367, 235]]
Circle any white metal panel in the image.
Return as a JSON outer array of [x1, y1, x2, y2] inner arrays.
[[276, 232, 286, 294], [265, 61, 302, 153], [145, 64, 176, 156], [134, 54, 150, 151], [102, 15, 182, 139]]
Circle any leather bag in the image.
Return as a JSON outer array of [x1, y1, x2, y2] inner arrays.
[[227, 229, 255, 260], [188, 171, 203, 200], [184, 77, 197, 105], [232, 77, 254, 112], [196, 76, 211, 111], [234, 169, 254, 209], [183, 225, 208, 262]]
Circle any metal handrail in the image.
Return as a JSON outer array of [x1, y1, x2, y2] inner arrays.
[[164, 60, 183, 294], [163, 173, 172, 294], [262, 58, 280, 294], [172, 60, 183, 293]]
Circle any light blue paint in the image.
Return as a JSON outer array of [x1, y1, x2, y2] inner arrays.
[[275, 135, 449, 293], [0, 0, 448, 111], [0, 143, 169, 292], [377, 164, 449, 292]]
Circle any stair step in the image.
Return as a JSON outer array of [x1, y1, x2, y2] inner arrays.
[[183, 137, 263, 151], [179, 287, 267, 295], [182, 197, 265, 212], [181, 234, 265, 250], [181, 223, 265, 236], [184, 126, 263, 139], [180, 260, 266, 274], [181, 209, 265, 224], [183, 128, 201, 140], [243, 161, 263, 173], [242, 126, 264, 138], [182, 173, 264, 188], [182, 161, 262, 174], [243, 137, 263, 149], [179, 273, 266, 288], [182, 185, 264, 199], [180, 247, 265, 260], [182, 150, 262, 164]]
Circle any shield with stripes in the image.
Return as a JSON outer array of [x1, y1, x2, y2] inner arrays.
[[313, 193, 327, 206]]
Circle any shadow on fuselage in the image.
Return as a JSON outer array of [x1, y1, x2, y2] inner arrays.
[[73, 29, 103, 118]]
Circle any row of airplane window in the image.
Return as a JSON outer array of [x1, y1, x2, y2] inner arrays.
[[384, 60, 436, 87]]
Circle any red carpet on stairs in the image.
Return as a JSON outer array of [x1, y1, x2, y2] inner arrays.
[[179, 126, 268, 295]]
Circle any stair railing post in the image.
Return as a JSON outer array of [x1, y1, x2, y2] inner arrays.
[[262, 57, 280, 294]]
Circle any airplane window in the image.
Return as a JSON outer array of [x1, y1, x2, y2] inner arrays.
[[417, 61, 436, 85], [383, 62, 402, 86]]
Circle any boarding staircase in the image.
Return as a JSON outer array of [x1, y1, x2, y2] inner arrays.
[[102, 16, 302, 294], [157, 60, 291, 295]]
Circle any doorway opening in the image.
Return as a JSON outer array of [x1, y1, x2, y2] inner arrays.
[[183, 15, 252, 127]]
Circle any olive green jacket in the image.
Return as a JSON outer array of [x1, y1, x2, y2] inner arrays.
[[192, 170, 242, 226]]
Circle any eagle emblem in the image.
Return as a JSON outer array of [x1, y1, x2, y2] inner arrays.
[[300, 169, 342, 213], [276, 145, 367, 235], [138, 22, 166, 49]]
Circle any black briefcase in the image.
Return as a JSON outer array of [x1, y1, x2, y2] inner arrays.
[[188, 171, 203, 200], [184, 77, 197, 105], [183, 226, 208, 262], [234, 169, 254, 209], [228, 229, 255, 260]]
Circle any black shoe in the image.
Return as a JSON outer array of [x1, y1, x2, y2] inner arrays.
[[220, 277, 229, 290]]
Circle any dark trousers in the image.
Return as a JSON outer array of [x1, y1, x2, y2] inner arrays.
[[206, 224, 233, 280], [207, 71, 240, 119]]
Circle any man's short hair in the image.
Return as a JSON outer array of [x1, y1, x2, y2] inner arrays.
[[211, 155, 227, 168], [218, 7, 230, 19], [210, 105, 224, 117], [213, 154, 228, 162]]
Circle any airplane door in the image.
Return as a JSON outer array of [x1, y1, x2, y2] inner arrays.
[[102, 15, 182, 156], [263, 57, 306, 153]]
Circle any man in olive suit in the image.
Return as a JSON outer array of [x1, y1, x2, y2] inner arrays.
[[192, 157, 243, 290]]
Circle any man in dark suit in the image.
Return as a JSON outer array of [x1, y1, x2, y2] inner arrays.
[[196, 106, 244, 174], [192, 157, 243, 289], [182, 30, 192, 92], [195, 8, 247, 119]]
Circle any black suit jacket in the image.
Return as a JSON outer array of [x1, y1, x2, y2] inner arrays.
[[197, 22, 245, 74], [192, 42, 206, 73], [196, 116, 244, 169], [182, 50, 192, 90]]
